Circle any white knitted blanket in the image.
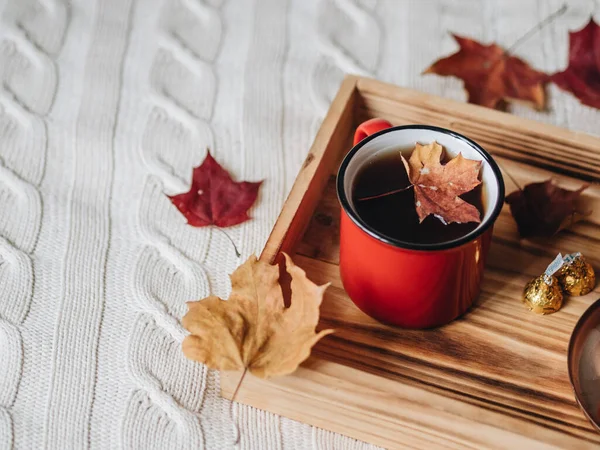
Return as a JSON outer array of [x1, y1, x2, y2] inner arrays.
[[0, 0, 598, 448]]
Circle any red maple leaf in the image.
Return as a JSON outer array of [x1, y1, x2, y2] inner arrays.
[[424, 35, 547, 110], [169, 152, 262, 227], [505, 179, 589, 238], [551, 18, 600, 109]]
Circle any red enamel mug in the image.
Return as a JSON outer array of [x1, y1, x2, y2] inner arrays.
[[337, 119, 505, 328]]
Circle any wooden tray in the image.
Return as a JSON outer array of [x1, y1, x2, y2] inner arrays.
[[222, 76, 600, 449]]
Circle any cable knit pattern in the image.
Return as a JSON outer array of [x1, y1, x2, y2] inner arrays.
[[3, 1, 600, 449], [123, 0, 221, 447], [0, 1, 68, 447], [43, 0, 131, 447], [311, 0, 382, 116]]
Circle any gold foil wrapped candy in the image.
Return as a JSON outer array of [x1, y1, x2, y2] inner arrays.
[[522, 253, 596, 315], [556, 252, 596, 296], [522, 274, 564, 315]]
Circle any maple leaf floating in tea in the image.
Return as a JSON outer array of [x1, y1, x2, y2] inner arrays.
[[505, 179, 589, 238], [169, 151, 262, 227], [551, 18, 600, 109], [182, 253, 334, 379], [424, 35, 547, 110], [401, 142, 482, 225]]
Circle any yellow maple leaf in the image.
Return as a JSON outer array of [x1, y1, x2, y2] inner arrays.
[[182, 253, 333, 378]]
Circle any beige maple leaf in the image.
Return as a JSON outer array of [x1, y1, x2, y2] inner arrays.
[[182, 253, 333, 379], [401, 142, 482, 225]]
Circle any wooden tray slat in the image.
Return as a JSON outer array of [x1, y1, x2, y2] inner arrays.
[[222, 76, 600, 449], [356, 82, 600, 181]]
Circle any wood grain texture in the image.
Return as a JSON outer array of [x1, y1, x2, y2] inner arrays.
[[260, 75, 358, 264], [356, 78, 600, 181], [222, 76, 600, 449]]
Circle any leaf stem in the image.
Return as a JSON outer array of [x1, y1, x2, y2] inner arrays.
[[230, 368, 248, 446], [214, 227, 241, 258], [357, 184, 413, 201], [505, 4, 567, 55]]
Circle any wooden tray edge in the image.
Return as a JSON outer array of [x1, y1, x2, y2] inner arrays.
[[221, 359, 597, 449], [356, 76, 600, 148], [220, 76, 600, 448], [259, 74, 358, 264]]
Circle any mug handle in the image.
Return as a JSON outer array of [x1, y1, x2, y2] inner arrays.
[[353, 118, 393, 145]]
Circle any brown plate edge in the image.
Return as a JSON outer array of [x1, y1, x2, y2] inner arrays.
[[568, 297, 600, 433]]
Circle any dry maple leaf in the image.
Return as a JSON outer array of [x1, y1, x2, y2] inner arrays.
[[182, 253, 333, 379], [169, 151, 262, 227], [505, 179, 589, 238], [401, 142, 482, 225], [551, 18, 600, 109], [424, 34, 547, 109]]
